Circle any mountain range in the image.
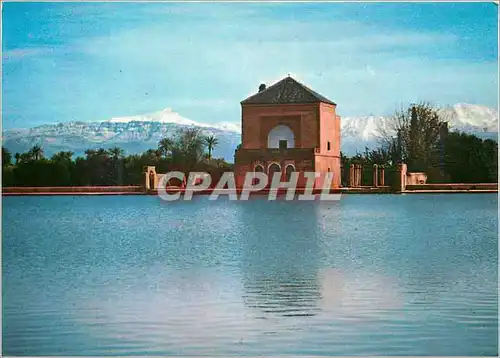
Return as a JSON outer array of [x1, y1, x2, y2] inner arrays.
[[2, 104, 497, 162]]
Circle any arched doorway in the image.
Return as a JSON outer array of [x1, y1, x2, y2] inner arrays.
[[267, 163, 281, 187], [267, 125, 295, 149], [285, 164, 296, 182], [253, 164, 265, 185]]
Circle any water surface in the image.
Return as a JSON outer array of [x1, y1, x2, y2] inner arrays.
[[3, 194, 498, 355]]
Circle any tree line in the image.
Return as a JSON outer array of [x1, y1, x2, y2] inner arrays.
[[340, 102, 497, 185], [2, 103, 498, 187], [2, 128, 230, 187]]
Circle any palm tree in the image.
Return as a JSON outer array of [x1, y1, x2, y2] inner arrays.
[[107, 147, 124, 160], [158, 137, 174, 158], [51, 151, 75, 161], [145, 149, 163, 162], [205, 135, 219, 161], [64, 151, 74, 160], [154, 149, 163, 161], [84, 149, 97, 159], [51, 151, 74, 163], [29, 144, 44, 160], [14, 152, 20, 165]]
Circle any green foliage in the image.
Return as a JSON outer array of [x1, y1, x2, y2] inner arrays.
[[2, 128, 231, 187], [205, 135, 219, 160], [341, 147, 396, 187], [345, 102, 497, 184], [28, 144, 44, 161], [2, 166, 15, 186], [158, 138, 174, 158], [170, 128, 207, 171], [108, 147, 124, 160], [443, 132, 498, 183], [380, 102, 447, 172], [2, 147, 12, 167], [51, 151, 74, 162], [4, 120, 496, 187]]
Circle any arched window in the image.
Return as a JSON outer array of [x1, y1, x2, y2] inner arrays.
[[254, 164, 265, 172], [267, 125, 295, 149], [327, 141, 331, 151]]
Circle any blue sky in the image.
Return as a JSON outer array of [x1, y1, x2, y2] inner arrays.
[[2, 2, 498, 129]]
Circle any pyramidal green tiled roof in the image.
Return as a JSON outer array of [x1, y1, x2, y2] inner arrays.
[[241, 76, 336, 106]]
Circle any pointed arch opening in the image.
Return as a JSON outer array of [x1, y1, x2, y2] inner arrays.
[[254, 164, 265, 173], [267, 162, 282, 184], [253, 164, 265, 185], [285, 164, 296, 182]]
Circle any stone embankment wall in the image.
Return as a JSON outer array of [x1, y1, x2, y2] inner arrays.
[[3, 186, 143, 194]]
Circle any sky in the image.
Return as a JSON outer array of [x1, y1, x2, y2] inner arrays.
[[2, 2, 498, 129]]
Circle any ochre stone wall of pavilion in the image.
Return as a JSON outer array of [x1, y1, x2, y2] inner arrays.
[[241, 103, 319, 150], [235, 100, 341, 189], [315, 102, 341, 187]]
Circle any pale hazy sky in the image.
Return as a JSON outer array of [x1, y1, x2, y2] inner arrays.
[[2, 2, 498, 129]]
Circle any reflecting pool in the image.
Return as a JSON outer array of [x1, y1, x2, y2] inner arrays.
[[2, 194, 498, 355]]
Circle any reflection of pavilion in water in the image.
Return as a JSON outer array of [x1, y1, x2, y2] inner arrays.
[[236, 200, 325, 318], [235, 201, 406, 321]]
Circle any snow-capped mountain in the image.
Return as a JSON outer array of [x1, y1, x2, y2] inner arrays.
[[2, 104, 497, 161], [439, 104, 498, 133], [3, 108, 242, 161], [106, 107, 242, 133], [339, 104, 498, 154]]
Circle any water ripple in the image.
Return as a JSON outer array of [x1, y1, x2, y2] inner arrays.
[[2, 195, 498, 356]]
